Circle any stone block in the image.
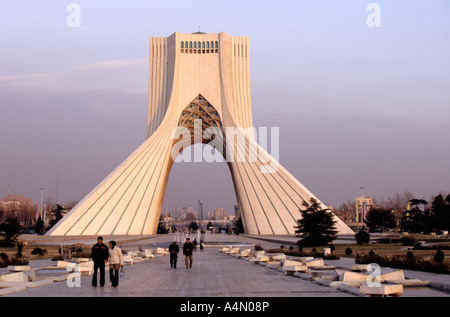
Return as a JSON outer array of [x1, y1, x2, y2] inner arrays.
[[380, 270, 405, 282], [283, 259, 302, 267], [122, 255, 134, 265], [0, 272, 30, 283], [156, 248, 168, 255], [251, 255, 270, 263], [57, 261, 72, 268], [360, 284, 403, 297], [332, 269, 368, 282], [351, 264, 372, 272], [283, 265, 307, 275], [144, 252, 155, 258], [7, 266, 31, 272], [305, 258, 324, 267], [271, 254, 286, 261]]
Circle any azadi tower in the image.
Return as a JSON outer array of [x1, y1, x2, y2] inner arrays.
[[48, 32, 353, 236]]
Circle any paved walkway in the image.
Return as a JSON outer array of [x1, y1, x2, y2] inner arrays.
[[3, 234, 350, 298], [2, 234, 450, 301]]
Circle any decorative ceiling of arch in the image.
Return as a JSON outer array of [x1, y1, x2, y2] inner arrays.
[[177, 94, 224, 145]]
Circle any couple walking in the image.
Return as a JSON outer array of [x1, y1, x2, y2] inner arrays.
[[169, 238, 195, 269], [91, 236, 123, 287]]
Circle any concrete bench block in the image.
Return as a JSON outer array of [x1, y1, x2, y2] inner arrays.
[[122, 256, 134, 265], [0, 272, 29, 283], [360, 284, 403, 297], [305, 258, 324, 267], [283, 265, 308, 275], [283, 259, 303, 267], [57, 261, 72, 268], [251, 255, 270, 263], [351, 264, 372, 272], [156, 248, 168, 255], [333, 269, 368, 282], [7, 266, 31, 272], [380, 270, 405, 282], [271, 254, 286, 261]]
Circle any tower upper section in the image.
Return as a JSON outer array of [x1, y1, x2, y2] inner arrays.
[[146, 32, 253, 138]]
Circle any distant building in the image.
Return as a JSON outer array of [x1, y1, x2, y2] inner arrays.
[[355, 195, 374, 224], [209, 207, 227, 220], [0, 194, 33, 206], [0, 194, 35, 225]]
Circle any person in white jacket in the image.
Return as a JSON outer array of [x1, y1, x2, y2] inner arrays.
[[108, 241, 123, 287]]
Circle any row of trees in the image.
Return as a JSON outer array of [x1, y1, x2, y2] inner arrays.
[[0, 204, 36, 226], [296, 193, 450, 247], [0, 203, 74, 246], [364, 194, 450, 235]]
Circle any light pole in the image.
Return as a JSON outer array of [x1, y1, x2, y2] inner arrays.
[[198, 200, 203, 228], [40, 187, 43, 219]]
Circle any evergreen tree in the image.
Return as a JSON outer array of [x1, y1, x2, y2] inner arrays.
[[365, 207, 396, 232], [0, 216, 21, 247], [431, 194, 450, 238], [295, 198, 337, 247]]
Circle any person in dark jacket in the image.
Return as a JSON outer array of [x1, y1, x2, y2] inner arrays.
[[91, 236, 109, 287], [183, 238, 195, 269], [169, 241, 179, 269]]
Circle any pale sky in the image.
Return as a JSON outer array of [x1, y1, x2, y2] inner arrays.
[[0, 1, 449, 214]]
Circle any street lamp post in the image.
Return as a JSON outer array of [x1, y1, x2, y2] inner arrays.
[[40, 187, 43, 219]]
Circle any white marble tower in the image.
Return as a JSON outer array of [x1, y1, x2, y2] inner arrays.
[[47, 32, 353, 236]]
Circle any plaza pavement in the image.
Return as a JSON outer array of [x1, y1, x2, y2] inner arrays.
[[2, 233, 450, 300]]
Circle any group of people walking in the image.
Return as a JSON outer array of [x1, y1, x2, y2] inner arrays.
[[169, 238, 203, 269], [91, 236, 123, 288], [91, 236, 204, 288]]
